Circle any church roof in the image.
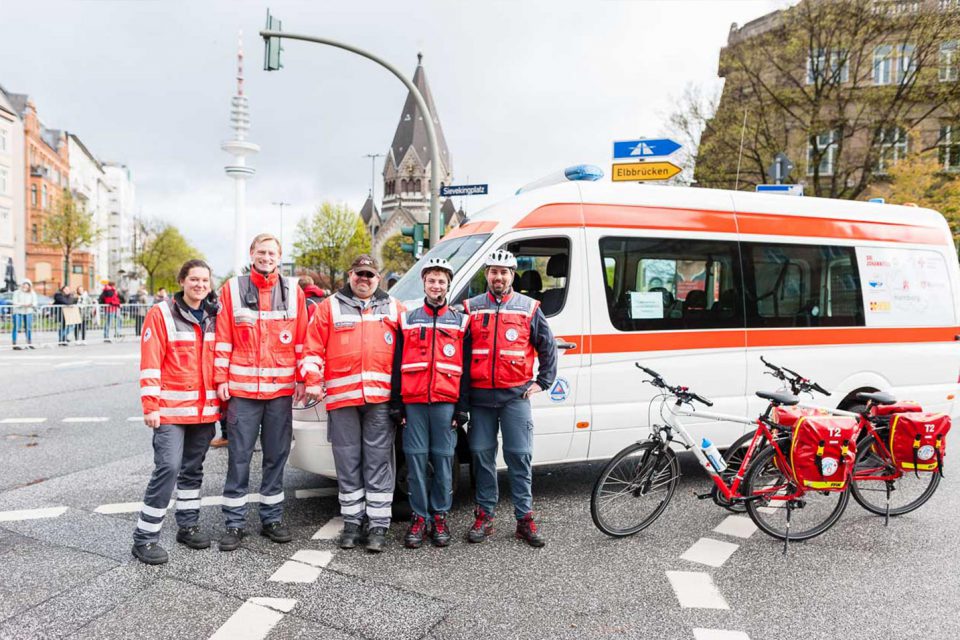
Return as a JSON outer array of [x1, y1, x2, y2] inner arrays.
[[388, 54, 451, 173], [441, 198, 457, 226], [360, 194, 381, 224]]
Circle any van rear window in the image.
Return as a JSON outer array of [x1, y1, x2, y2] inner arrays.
[[599, 237, 744, 332]]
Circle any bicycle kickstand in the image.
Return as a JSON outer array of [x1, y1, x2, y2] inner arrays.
[[783, 502, 792, 556], [884, 481, 892, 528]]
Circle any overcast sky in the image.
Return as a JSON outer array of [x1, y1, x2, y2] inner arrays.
[[0, 0, 792, 274]]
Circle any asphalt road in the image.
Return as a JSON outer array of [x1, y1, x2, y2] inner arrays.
[[1, 342, 958, 640]]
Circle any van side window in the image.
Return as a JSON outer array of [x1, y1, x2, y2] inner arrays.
[[741, 243, 864, 327], [458, 237, 571, 318], [599, 237, 744, 331]]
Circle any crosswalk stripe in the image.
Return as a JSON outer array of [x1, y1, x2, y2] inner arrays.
[[0, 506, 69, 522], [312, 516, 343, 541], [680, 537, 740, 568], [665, 571, 730, 609], [712, 515, 758, 539], [63, 417, 109, 423], [208, 597, 296, 640], [290, 549, 333, 568], [0, 417, 47, 424], [268, 560, 321, 583]]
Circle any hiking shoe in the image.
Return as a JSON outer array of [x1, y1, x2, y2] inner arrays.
[[209, 437, 228, 448], [176, 526, 211, 550], [339, 522, 363, 549], [467, 507, 495, 543], [132, 543, 169, 565], [260, 521, 293, 544], [218, 527, 244, 551], [404, 515, 426, 549], [430, 513, 451, 548], [516, 513, 545, 548], [365, 526, 388, 553]]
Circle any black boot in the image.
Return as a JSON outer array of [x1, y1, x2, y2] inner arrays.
[[132, 543, 169, 565], [260, 521, 293, 543], [176, 526, 211, 550], [365, 526, 388, 553], [339, 522, 363, 550], [218, 527, 245, 552]]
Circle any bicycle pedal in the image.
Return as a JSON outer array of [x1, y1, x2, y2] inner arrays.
[[694, 491, 713, 500]]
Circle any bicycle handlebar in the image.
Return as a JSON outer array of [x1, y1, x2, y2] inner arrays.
[[636, 363, 713, 406], [759, 357, 831, 397]]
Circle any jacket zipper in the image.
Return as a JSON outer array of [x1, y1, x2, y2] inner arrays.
[[428, 310, 438, 403], [491, 300, 501, 385]]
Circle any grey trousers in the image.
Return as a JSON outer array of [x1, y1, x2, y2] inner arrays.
[[133, 423, 215, 545], [222, 395, 293, 528], [328, 403, 396, 528]]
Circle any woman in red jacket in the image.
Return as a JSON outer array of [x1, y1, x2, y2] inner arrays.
[[132, 259, 221, 565]]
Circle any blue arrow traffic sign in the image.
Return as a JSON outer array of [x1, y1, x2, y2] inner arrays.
[[440, 184, 488, 197], [613, 138, 682, 159]]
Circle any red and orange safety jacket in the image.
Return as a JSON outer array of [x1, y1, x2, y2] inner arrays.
[[303, 286, 401, 411], [139, 295, 220, 424], [213, 270, 307, 400], [392, 300, 470, 405]]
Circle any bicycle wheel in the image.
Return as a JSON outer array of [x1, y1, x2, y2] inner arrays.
[[850, 433, 941, 516], [742, 444, 849, 541], [716, 432, 760, 513], [591, 441, 680, 537]]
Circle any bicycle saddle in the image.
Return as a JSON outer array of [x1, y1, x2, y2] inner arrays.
[[856, 390, 897, 405], [756, 390, 799, 406]]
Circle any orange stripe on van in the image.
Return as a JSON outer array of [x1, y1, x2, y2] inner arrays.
[[515, 203, 949, 245], [560, 327, 959, 355], [442, 220, 498, 240]]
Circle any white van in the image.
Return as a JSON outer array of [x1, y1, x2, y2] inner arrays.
[[290, 171, 960, 477]]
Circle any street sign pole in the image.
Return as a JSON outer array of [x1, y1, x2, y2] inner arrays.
[[260, 22, 442, 247]]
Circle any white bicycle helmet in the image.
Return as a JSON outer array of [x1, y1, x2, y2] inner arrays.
[[484, 249, 517, 270], [420, 257, 455, 280]]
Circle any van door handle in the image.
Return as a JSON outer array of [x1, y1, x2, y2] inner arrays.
[[556, 339, 577, 350]]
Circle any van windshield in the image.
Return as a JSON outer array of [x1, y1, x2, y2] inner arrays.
[[388, 234, 491, 303]]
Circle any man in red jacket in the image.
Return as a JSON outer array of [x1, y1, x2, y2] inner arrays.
[[214, 233, 307, 551], [391, 257, 469, 549]]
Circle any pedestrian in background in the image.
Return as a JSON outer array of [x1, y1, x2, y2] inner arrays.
[[54, 285, 77, 346], [214, 233, 307, 551], [132, 286, 149, 336], [11, 279, 37, 350], [154, 287, 168, 303], [99, 281, 122, 342], [133, 259, 221, 565], [304, 254, 402, 553], [463, 250, 557, 548], [392, 257, 469, 549], [298, 274, 326, 322], [74, 286, 91, 344]]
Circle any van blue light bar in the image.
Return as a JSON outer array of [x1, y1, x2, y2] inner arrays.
[[516, 164, 605, 195]]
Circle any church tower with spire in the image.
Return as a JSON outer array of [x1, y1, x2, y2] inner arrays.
[[373, 54, 462, 258]]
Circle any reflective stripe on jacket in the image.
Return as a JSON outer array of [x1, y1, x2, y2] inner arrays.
[[397, 302, 469, 404], [139, 297, 220, 424], [303, 287, 401, 411], [213, 270, 307, 400], [463, 291, 538, 390]]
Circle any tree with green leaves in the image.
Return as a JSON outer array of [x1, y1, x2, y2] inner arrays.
[[688, 0, 960, 197], [45, 188, 100, 285], [293, 202, 371, 283], [133, 220, 204, 293], [874, 148, 960, 246], [380, 233, 416, 276]]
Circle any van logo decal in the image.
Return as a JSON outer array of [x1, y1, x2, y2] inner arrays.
[[549, 377, 570, 403]]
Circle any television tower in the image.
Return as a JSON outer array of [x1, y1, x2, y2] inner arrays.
[[222, 31, 260, 274]]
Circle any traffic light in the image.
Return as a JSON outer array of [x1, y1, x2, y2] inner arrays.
[[400, 223, 424, 258], [263, 10, 284, 71]]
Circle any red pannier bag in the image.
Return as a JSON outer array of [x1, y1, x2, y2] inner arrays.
[[888, 412, 951, 476], [773, 405, 830, 428], [870, 400, 923, 417], [790, 416, 859, 491]]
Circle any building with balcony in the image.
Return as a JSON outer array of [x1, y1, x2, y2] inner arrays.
[[0, 86, 25, 288]]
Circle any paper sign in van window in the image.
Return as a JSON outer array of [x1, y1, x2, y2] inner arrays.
[[857, 247, 955, 327], [629, 291, 665, 319]]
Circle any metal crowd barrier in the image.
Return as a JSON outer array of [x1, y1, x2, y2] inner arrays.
[[0, 304, 152, 350]]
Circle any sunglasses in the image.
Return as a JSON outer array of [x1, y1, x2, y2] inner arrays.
[[353, 270, 377, 279]]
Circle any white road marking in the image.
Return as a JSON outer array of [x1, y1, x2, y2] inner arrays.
[[268, 560, 321, 583], [0, 506, 69, 522], [680, 537, 740, 568], [95, 499, 175, 514], [693, 629, 751, 640], [665, 571, 730, 610], [0, 417, 47, 424], [312, 516, 344, 540], [127, 417, 144, 422], [62, 417, 109, 423], [757, 506, 779, 514], [712, 515, 757, 539], [208, 597, 296, 640], [294, 487, 338, 499], [54, 360, 93, 369], [290, 549, 333, 568]]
